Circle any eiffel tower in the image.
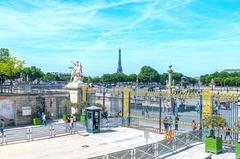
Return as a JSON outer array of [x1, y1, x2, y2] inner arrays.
[[116, 48, 123, 74]]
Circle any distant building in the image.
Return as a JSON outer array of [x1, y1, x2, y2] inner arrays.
[[223, 69, 240, 73], [116, 48, 123, 74]]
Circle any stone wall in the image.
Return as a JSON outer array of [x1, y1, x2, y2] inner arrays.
[[0, 92, 69, 126]]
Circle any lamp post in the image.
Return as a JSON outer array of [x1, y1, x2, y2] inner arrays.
[[159, 83, 162, 133], [167, 65, 175, 115], [167, 65, 173, 94], [211, 79, 214, 92]]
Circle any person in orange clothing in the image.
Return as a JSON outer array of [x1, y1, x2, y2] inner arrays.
[[168, 128, 174, 143], [192, 120, 197, 131], [163, 130, 168, 144]]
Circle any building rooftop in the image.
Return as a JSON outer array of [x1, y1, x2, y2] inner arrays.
[[223, 69, 240, 73]]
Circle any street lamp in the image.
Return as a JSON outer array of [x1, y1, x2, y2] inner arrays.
[[159, 83, 162, 133], [211, 79, 214, 92]]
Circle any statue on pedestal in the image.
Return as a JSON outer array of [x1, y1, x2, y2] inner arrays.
[[70, 61, 83, 83], [66, 61, 85, 104]]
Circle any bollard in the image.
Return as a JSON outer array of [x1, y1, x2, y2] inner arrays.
[[28, 128, 32, 141], [131, 149, 135, 159], [51, 125, 55, 138], [0, 133, 2, 145], [3, 131, 6, 144], [154, 143, 158, 157], [49, 125, 53, 138]]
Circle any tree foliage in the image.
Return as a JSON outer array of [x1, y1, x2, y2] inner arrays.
[[93, 103, 106, 112], [201, 71, 240, 86], [43, 72, 70, 81], [0, 48, 24, 78], [138, 66, 160, 83], [23, 66, 44, 81], [235, 118, 240, 131], [84, 66, 197, 85], [202, 115, 227, 129], [0, 48, 197, 85]]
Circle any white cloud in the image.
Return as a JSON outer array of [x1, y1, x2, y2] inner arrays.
[[1, 0, 240, 76]]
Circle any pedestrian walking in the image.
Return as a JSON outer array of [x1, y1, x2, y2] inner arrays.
[[70, 115, 74, 129], [224, 127, 232, 142], [103, 111, 109, 127], [73, 115, 77, 128], [163, 130, 168, 144], [42, 112, 46, 125], [168, 128, 174, 143], [65, 115, 70, 132], [192, 120, 197, 131], [0, 119, 4, 136], [163, 117, 168, 131], [146, 109, 149, 119], [174, 116, 179, 131], [168, 116, 173, 128]]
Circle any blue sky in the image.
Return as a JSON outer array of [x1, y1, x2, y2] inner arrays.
[[0, 0, 240, 77]]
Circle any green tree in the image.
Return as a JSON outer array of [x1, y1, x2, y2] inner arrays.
[[102, 74, 114, 83], [43, 72, 60, 81], [43, 72, 70, 82], [0, 48, 24, 81], [128, 74, 137, 82], [91, 76, 101, 83], [138, 66, 160, 83], [23, 66, 44, 81], [172, 72, 183, 83], [0, 48, 10, 60], [31, 103, 43, 118], [203, 115, 227, 136], [94, 103, 106, 112], [200, 71, 240, 86]]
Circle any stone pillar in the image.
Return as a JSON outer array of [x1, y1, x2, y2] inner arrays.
[[167, 65, 173, 94], [65, 82, 85, 104], [167, 65, 174, 115]]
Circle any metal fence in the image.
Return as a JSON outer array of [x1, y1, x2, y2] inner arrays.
[[88, 131, 202, 159], [87, 88, 240, 140], [0, 122, 85, 145]]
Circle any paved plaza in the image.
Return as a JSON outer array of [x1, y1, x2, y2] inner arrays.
[[0, 126, 236, 159], [0, 127, 163, 159], [167, 144, 235, 159]]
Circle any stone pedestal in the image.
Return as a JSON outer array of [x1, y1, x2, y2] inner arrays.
[[65, 81, 84, 104]]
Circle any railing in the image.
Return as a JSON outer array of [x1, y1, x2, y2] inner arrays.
[[88, 131, 202, 159], [0, 122, 85, 145]]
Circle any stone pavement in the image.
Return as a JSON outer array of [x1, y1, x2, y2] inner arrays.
[[0, 127, 236, 159], [167, 144, 235, 159], [0, 127, 163, 159]]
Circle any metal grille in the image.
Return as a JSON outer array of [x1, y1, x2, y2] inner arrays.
[[90, 131, 202, 159], [107, 149, 133, 159], [4, 128, 29, 143], [135, 143, 155, 159], [1, 122, 85, 145]]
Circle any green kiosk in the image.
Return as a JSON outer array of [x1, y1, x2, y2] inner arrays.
[[86, 106, 101, 133]]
